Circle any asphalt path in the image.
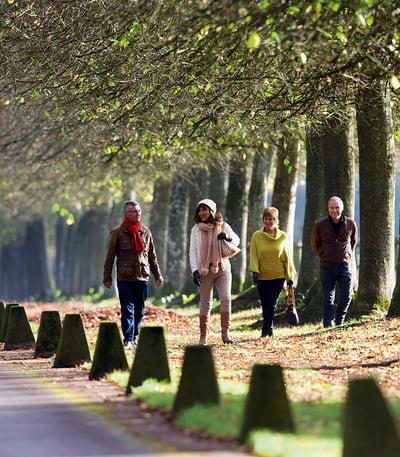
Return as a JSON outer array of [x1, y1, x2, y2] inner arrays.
[[0, 363, 156, 457], [0, 362, 250, 457]]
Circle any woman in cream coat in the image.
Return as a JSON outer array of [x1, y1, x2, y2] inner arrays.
[[189, 198, 240, 345]]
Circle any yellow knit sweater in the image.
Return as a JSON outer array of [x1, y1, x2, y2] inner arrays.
[[250, 228, 296, 280]]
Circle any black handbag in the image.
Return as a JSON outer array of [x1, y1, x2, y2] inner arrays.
[[286, 285, 299, 326]]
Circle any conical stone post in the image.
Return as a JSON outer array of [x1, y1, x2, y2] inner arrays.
[[238, 364, 295, 445], [53, 314, 91, 368], [0, 303, 19, 342], [89, 321, 128, 380], [34, 311, 62, 358], [4, 305, 36, 350], [126, 326, 170, 393], [342, 377, 400, 457], [172, 344, 220, 417]]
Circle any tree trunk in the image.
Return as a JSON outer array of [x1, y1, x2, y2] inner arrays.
[[322, 113, 356, 218], [74, 208, 108, 295], [247, 145, 275, 272], [150, 176, 172, 277], [225, 153, 253, 291], [296, 127, 325, 295], [271, 134, 300, 250], [355, 81, 395, 311], [166, 174, 190, 290], [0, 217, 51, 301], [301, 115, 356, 321], [209, 164, 230, 215], [388, 228, 400, 316]]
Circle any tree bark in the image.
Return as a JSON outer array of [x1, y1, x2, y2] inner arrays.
[[150, 176, 172, 277], [388, 228, 400, 316], [271, 134, 300, 249], [296, 127, 325, 296], [166, 174, 190, 290], [0, 217, 51, 301], [355, 80, 395, 311], [322, 113, 356, 218], [208, 164, 230, 215], [247, 145, 275, 266], [225, 153, 253, 291], [301, 115, 356, 321]]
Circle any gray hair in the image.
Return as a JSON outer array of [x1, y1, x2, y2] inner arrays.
[[328, 196, 344, 209], [123, 200, 140, 212]]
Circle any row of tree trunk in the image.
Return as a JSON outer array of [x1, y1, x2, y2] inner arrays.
[[1, 81, 399, 317]]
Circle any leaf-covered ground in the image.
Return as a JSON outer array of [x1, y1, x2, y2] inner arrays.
[[10, 299, 400, 456], [23, 300, 400, 404]]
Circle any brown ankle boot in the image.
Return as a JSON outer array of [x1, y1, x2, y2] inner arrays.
[[199, 314, 209, 345], [221, 311, 233, 344]]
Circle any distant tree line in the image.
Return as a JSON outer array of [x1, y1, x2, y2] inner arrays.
[[0, 1, 400, 317]]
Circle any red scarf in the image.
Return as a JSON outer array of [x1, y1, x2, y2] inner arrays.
[[123, 216, 145, 253]]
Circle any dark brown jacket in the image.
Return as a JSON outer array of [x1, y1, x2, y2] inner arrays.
[[311, 216, 357, 266], [103, 223, 162, 283]]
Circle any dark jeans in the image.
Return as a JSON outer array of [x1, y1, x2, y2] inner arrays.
[[117, 280, 148, 343], [319, 265, 353, 327], [257, 278, 285, 336]]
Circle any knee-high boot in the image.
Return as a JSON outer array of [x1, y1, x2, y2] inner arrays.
[[221, 311, 233, 344], [199, 314, 209, 345]]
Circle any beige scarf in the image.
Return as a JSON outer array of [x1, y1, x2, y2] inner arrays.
[[198, 222, 222, 276]]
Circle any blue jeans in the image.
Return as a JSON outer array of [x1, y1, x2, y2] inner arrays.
[[117, 281, 148, 343], [257, 278, 285, 336], [319, 265, 353, 327]]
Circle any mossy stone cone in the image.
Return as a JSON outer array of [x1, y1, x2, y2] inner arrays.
[[238, 364, 295, 445], [0, 303, 19, 342], [89, 322, 128, 380], [34, 311, 62, 358], [53, 314, 91, 368], [126, 326, 170, 393], [172, 345, 220, 417], [4, 306, 36, 350], [342, 377, 400, 457]]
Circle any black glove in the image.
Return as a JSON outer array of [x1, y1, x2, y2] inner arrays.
[[217, 232, 232, 241], [287, 279, 294, 287], [193, 270, 201, 287], [252, 272, 259, 286]]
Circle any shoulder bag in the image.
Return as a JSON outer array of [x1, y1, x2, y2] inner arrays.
[[286, 284, 299, 326], [220, 223, 241, 259]]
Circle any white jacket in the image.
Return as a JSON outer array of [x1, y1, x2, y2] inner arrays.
[[189, 222, 240, 273]]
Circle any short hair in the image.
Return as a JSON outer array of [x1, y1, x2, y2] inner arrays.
[[123, 200, 140, 212], [262, 206, 279, 225], [328, 196, 344, 209]]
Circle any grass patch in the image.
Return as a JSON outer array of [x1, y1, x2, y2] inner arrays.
[[250, 431, 341, 457], [83, 299, 400, 456]]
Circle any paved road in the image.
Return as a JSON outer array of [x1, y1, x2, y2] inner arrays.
[[0, 363, 155, 457], [0, 363, 249, 457]]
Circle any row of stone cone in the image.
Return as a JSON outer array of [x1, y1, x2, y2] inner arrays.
[[0, 302, 87, 362], [1, 300, 399, 454]]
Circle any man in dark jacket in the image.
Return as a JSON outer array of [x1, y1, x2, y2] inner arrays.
[[311, 196, 358, 328], [103, 200, 163, 348]]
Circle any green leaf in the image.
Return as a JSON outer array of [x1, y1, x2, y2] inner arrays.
[[246, 32, 261, 50]]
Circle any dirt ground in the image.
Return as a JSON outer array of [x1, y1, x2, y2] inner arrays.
[[1, 301, 251, 456]]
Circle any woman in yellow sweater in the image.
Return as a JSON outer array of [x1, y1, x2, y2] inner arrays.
[[250, 207, 296, 337]]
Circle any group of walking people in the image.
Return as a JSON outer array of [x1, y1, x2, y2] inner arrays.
[[102, 195, 357, 347]]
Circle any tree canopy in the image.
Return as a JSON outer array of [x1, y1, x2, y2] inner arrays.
[[0, 0, 399, 223]]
